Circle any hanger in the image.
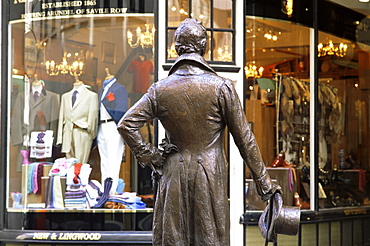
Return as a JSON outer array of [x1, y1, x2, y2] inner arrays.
[[105, 68, 114, 80]]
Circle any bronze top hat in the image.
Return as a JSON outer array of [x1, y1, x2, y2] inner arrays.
[[258, 192, 301, 243]]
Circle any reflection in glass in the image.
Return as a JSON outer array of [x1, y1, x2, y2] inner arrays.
[[168, 0, 189, 27], [192, 0, 210, 27], [213, 0, 232, 29], [213, 31, 233, 62]]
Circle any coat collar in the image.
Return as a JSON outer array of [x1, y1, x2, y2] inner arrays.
[[168, 53, 216, 75]]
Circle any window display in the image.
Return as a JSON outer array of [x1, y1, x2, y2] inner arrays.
[[244, 17, 312, 210], [8, 8, 155, 211]]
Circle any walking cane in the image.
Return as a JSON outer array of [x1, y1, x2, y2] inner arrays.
[[264, 193, 275, 246]]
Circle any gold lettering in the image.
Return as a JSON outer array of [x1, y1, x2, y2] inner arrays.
[[33, 233, 50, 240], [84, 0, 96, 6], [57, 233, 101, 241], [86, 8, 108, 14], [110, 8, 127, 14]]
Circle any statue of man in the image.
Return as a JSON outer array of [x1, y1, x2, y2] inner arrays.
[[118, 18, 280, 246]]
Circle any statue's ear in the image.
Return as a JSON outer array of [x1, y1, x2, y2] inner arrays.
[[199, 39, 207, 55]]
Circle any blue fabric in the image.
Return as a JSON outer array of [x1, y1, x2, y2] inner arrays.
[[27, 163, 37, 193], [72, 90, 78, 106], [106, 198, 146, 209], [98, 80, 128, 124], [103, 78, 115, 88]]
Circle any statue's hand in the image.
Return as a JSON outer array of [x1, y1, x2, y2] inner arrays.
[[261, 183, 282, 202]]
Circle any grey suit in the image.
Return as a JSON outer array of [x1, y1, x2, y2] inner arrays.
[[11, 89, 59, 146], [57, 86, 98, 163]]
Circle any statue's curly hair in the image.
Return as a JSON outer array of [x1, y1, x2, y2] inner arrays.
[[174, 18, 207, 56]]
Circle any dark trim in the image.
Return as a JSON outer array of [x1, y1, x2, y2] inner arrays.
[[0, 0, 9, 231], [162, 64, 240, 73], [0, 230, 152, 244], [313, 0, 320, 212], [240, 207, 370, 225]]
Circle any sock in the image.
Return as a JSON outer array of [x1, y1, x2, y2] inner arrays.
[[92, 177, 112, 208]]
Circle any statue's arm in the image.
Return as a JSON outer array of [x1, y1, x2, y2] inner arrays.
[[117, 88, 162, 168], [219, 79, 280, 201]]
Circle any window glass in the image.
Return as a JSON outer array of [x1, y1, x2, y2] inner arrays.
[[317, 1, 370, 209], [8, 14, 155, 211], [244, 17, 311, 210], [191, 0, 210, 28], [168, 0, 189, 27], [318, 29, 369, 208], [213, 0, 232, 29], [167, 0, 234, 63]]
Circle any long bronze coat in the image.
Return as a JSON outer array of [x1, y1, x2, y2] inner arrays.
[[118, 53, 275, 245]]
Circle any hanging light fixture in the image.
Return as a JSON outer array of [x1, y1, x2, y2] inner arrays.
[[167, 43, 178, 59], [244, 63, 264, 78], [45, 52, 84, 76], [318, 40, 348, 57], [217, 45, 232, 62], [127, 24, 155, 49]]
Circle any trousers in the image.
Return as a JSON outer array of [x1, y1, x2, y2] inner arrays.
[[97, 121, 124, 195]]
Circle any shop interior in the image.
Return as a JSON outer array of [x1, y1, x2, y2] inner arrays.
[[244, 13, 370, 210]]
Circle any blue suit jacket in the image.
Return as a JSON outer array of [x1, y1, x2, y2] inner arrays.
[[98, 80, 128, 124]]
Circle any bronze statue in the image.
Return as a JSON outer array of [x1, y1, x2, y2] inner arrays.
[[118, 18, 294, 245]]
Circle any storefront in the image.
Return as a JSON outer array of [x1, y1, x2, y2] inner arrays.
[[1, 0, 370, 245]]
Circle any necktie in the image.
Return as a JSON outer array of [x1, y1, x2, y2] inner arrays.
[[34, 91, 39, 101], [72, 90, 78, 106]]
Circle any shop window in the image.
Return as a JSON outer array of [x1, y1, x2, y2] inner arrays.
[[317, 28, 370, 209], [244, 16, 312, 211], [166, 0, 234, 63], [8, 2, 156, 215]]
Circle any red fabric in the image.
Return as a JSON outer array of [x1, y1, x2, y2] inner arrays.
[[73, 163, 83, 184], [127, 59, 154, 93], [354, 169, 366, 192], [106, 92, 115, 101]]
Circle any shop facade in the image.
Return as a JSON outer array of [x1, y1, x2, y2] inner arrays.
[[1, 0, 370, 245]]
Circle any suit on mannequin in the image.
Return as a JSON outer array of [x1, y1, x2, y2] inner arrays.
[[11, 76, 59, 146], [57, 78, 98, 164], [11, 75, 59, 171], [97, 68, 128, 194]]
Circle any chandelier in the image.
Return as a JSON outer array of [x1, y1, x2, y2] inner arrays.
[[45, 52, 84, 76], [217, 45, 232, 62], [244, 63, 264, 78], [264, 31, 279, 41], [318, 40, 348, 57], [127, 24, 155, 49], [167, 43, 178, 59]]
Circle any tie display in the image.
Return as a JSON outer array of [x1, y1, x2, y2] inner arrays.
[[72, 90, 78, 106], [34, 91, 39, 101]]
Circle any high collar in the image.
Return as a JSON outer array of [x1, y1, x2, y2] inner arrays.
[[168, 53, 216, 76]]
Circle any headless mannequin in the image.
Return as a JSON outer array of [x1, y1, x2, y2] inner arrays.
[[105, 68, 114, 80], [73, 74, 84, 90], [96, 68, 127, 196], [57, 74, 99, 164], [32, 75, 43, 92], [11, 74, 60, 170]]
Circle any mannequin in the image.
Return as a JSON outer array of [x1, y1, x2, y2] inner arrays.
[[11, 74, 59, 170], [57, 75, 98, 164], [97, 68, 128, 196]]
